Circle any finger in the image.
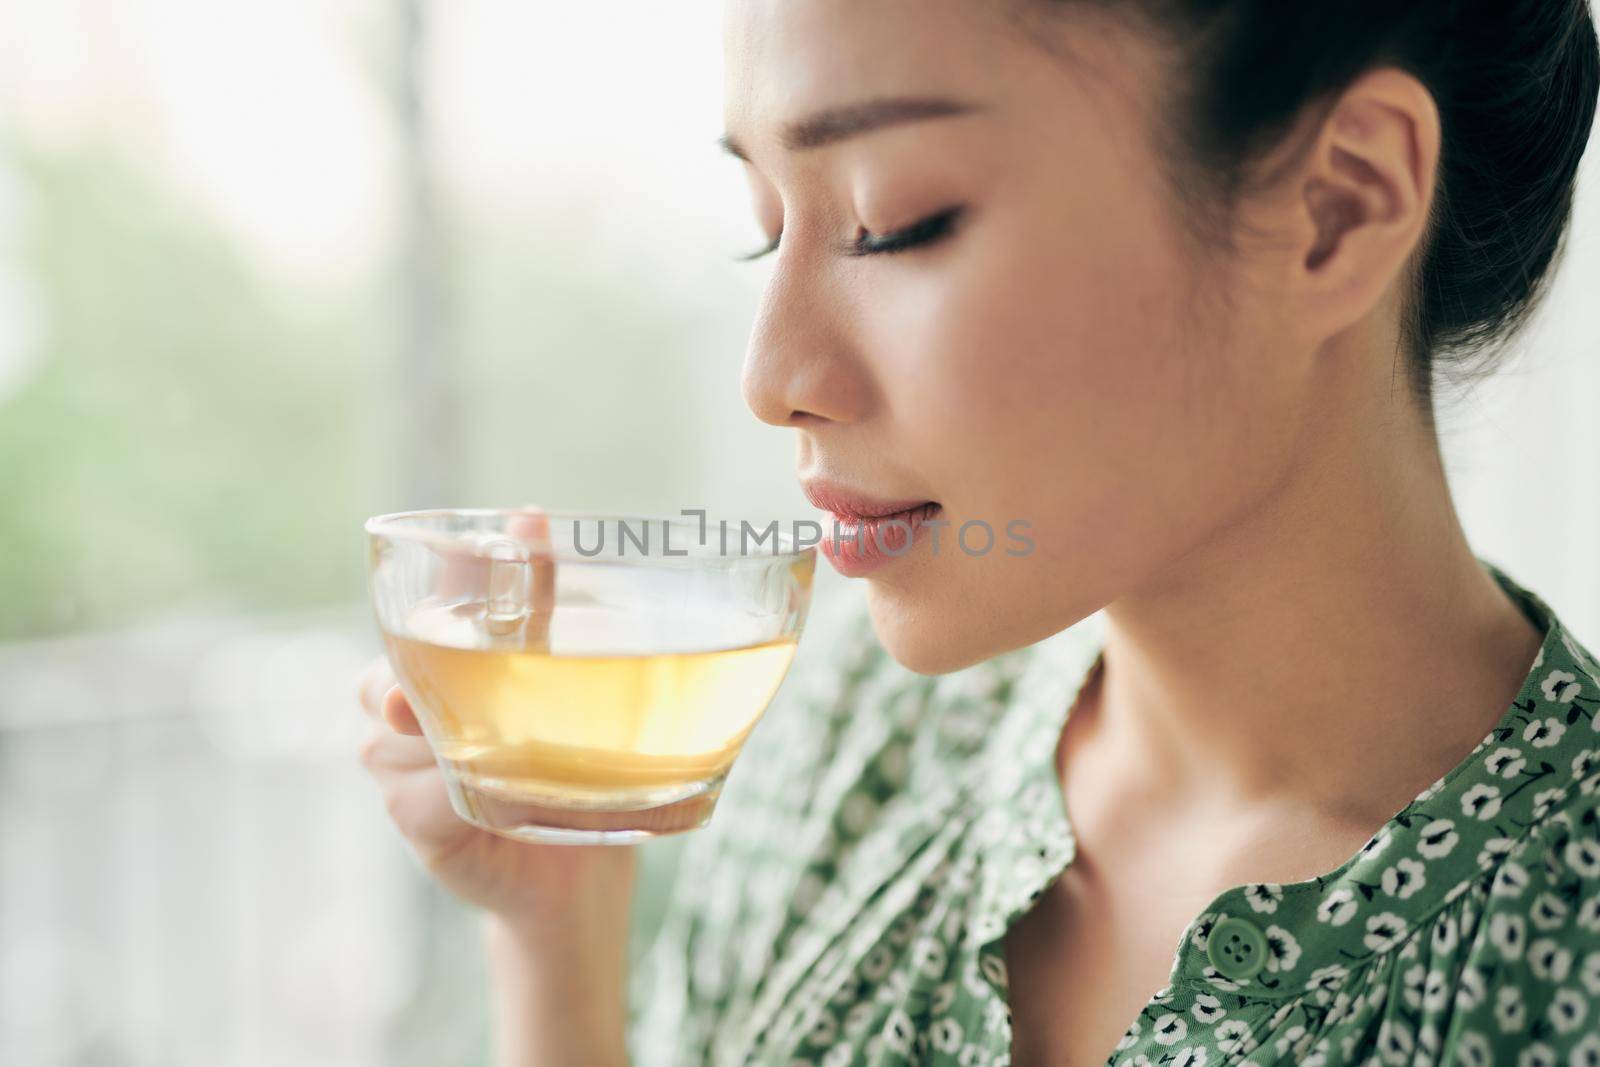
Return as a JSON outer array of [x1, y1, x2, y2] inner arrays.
[[357, 655, 396, 718], [382, 684, 426, 736], [434, 509, 557, 648], [435, 506, 549, 602], [506, 507, 556, 650], [358, 723, 437, 772], [383, 767, 476, 863]]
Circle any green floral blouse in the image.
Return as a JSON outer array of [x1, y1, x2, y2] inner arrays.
[[626, 558, 1600, 1066]]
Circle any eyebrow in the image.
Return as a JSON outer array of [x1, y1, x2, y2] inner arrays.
[[717, 95, 985, 162]]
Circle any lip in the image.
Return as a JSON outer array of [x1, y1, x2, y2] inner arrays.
[[801, 479, 942, 578], [801, 480, 934, 521]]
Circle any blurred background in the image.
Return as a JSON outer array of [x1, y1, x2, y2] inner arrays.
[[0, 1, 1595, 1064]]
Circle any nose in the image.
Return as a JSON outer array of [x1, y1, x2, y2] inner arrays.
[[740, 255, 873, 428]]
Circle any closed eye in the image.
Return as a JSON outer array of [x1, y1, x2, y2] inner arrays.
[[734, 206, 964, 262]]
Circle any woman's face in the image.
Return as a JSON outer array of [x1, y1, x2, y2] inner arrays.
[[727, 0, 1318, 673]]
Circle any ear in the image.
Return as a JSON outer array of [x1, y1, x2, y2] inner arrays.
[[1268, 67, 1442, 343]]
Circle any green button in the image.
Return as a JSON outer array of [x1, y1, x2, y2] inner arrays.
[[1207, 916, 1268, 980]]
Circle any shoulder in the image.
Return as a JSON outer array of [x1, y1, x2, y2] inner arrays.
[[1437, 623, 1600, 1060], [1422, 783, 1600, 1063]]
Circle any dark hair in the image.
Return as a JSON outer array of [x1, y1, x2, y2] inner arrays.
[[1026, 0, 1600, 417]]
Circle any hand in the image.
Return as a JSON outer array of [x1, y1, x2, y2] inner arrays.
[[354, 507, 637, 937]]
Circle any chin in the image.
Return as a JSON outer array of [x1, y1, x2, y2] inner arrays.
[[864, 584, 1002, 676]]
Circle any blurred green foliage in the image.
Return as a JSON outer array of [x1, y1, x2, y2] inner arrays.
[[0, 140, 375, 640]]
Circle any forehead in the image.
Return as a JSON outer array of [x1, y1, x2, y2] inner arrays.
[[722, 0, 1015, 140]]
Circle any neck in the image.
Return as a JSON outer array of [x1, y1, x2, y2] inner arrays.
[[1084, 339, 1544, 826]]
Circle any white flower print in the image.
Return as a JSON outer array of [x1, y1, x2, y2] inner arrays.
[[1170, 1048, 1208, 1067], [1214, 1019, 1255, 1054], [1308, 963, 1350, 994], [1570, 1033, 1600, 1067], [1476, 835, 1515, 867], [1359, 827, 1393, 861], [1531, 787, 1565, 819], [1574, 749, 1599, 782], [1549, 988, 1587, 1034], [1454, 966, 1487, 1011], [1489, 913, 1527, 959], [1461, 783, 1503, 820], [1431, 911, 1460, 954], [1541, 669, 1581, 704], [1523, 716, 1566, 748], [1189, 912, 1219, 950], [1582, 952, 1600, 996], [1581, 896, 1600, 934], [1564, 835, 1600, 878], [911, 935, 947, 979], [842, 1001, 876, 1037], [929, 1017, 963, 1053], [879, 966, 913, 1003], [1363, 912, 1409, 953], [821, 1044, 855, 1067], [884, 912, 917, 947], [1417, 819, 1460, 859], [1273, 1025, 1308, 1058], [1190, 994, 1225, 1024], [1376, 1017, 1413, 1066], [1264, 925, 1301, 972], [881, 1007, 915, 1054], [1416, 1019, 1442, 1060], [1528, 937, 1574, 982], [861, 943, 894, 981], [1486, 746, 1527, 778], [1318, 887, 1359, 926], [1530, 890, 1571, 931], [1494, 985, 1527, 1032], [1492, 860, 1531, 899], [1244, 883, 1283, 914], [1382, 857, 1427, 899], [1422, 966, 1450, 1013], [1114, 1019, 1141, 1052], [1200, 966, 1243, 992], [1152, 1013, 1187, 1045], [978, 950, 1008, 991], [1456, 1031, 1492, 1067], [1402, 963, 1426, 1011], [1325, 990, 1354, 1027], [1516, 1043, 1557, 1067]]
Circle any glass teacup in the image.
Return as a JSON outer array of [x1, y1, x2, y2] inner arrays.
[[365, 508, 816, 845]]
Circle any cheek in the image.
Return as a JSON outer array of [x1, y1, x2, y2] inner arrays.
[[879, 190, 1215, 509], [858, 180, 1304, 650]]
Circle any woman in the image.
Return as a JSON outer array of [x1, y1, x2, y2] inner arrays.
[[354, 0, 1600, 1063]]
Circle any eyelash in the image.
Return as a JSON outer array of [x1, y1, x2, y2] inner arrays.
[[734, 206, 964, 262]]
